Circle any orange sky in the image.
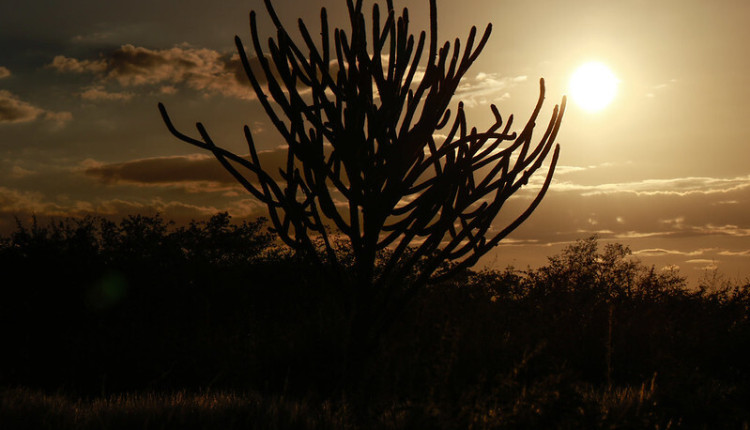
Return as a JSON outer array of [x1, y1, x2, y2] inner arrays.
[[1, 0, 749, 284]]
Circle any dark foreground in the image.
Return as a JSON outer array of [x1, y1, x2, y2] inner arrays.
[[0, 382, 665, 429], [1, 214, 749, 428]]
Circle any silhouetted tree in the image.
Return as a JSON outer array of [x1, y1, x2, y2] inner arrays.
[[159, 0, 565, 380], [161, 0, 564, 288]]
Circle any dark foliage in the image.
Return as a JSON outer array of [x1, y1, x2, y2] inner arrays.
[[1, 213, 284, 393], [1, 216, 749, 427]]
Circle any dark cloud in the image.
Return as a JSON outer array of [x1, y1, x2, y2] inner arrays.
[[0, 66, 10, 79], [0, 186, 51, 214], [48, 41, 356, 103], [48, 44, 282, 100], [0, 90, 44, 123], [84, 154, 237, 187], [44, 111, 74, 126], [0, 90, 73, 125], [83, 149, 290, 189]]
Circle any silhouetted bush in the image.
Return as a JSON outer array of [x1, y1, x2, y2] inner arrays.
[[1, 217, 749, 427]]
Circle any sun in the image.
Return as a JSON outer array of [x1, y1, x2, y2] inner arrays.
[[569, 62, 619, 112]]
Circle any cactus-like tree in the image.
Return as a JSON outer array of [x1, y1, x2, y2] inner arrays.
[[159, 0, 565, 365]]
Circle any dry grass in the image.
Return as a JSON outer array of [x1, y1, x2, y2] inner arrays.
[[3, 382, 748, 429], [0, 387, 351, 430]]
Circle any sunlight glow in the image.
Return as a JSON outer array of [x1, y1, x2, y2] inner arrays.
[[569, 62, 619, 112]]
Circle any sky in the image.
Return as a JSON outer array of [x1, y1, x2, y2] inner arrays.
[[1, 0, 749, 285]]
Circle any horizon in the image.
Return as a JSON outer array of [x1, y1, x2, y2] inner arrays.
[[1, 0, 749, 285]]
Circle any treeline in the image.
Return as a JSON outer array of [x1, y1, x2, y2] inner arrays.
[[1, 213, 749, 428]]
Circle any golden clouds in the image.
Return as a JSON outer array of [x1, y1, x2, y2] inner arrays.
[[49, 45, 260, 100], [455, 73, 527, 107]]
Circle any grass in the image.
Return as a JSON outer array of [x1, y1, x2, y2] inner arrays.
[[1, 379, 704, 430], [0, 387, 351, 430]]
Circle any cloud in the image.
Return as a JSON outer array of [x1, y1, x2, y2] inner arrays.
[[0, 90, 44, 123], [614, 231, 676, 240], [0, 185, 266, 235], [49, 44, 262, 100], [83, 154, 235, 188], [645, 79, 677, 99], [456, 73, 526, 107], [92, 198, 221, 218], [554, 162, 619, 177], [160, 86, 177, 95], [80, 86, 134, 101], [0, 186, 52, 214], [0, 90, 73, 125], [554, 175, 750, 197], [718, 250, 750, 257], [691, 224, 750, 238], [633, 248, 715, 258], [0, 66, 10, 79], [554, 166, 587, 175], [44, 111, 74, 127], [9, 165, 35, 179], [83, 149, 290, 190], [685, 259, 718, 265], [49, 55, 107, 74], [493, 169, 750, 257]]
